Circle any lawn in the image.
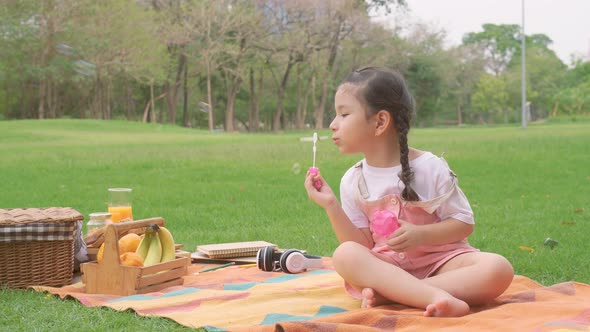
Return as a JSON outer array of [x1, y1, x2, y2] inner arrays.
[[1, 119, 589, 330]]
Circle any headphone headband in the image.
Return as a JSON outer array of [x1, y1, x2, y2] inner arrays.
[[256, 246, 322, 274]]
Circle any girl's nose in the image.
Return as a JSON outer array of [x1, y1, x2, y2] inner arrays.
[[329, 118, 337, 131]]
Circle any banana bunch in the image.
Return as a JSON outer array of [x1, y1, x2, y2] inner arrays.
[[136, 224, 177, 266]]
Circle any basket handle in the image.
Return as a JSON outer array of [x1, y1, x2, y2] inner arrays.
[[101, 217, 166, 266]]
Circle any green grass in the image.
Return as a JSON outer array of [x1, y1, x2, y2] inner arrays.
[[1, 119, 589, 330]]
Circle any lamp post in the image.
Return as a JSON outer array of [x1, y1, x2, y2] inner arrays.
[[521, 0, 527, 128]]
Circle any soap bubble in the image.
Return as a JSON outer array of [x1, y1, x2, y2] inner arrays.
[[292, 162, 301, 175]]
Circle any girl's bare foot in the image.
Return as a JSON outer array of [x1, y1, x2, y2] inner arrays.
[[361, 288, 391, 308], [423, 297, 470, 317]]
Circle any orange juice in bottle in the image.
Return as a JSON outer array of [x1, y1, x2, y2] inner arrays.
[[108, 205, 133, 223], [108, 188, 134, 223]]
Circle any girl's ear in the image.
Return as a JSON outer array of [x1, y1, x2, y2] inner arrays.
[[374, 110, 391, 136]]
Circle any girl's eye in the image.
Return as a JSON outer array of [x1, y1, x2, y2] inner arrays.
[[340, 113, 349, 118]]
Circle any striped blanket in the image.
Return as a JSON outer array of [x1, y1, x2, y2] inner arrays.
[[35, 258, 590, 331]]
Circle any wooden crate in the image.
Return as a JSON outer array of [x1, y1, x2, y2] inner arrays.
[[81, 217, 190, 295]]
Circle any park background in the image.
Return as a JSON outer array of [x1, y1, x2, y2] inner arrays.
[[2, 0, 589, 131]]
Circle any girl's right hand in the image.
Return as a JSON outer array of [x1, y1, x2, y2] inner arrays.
[[304, 170, 337, 210]]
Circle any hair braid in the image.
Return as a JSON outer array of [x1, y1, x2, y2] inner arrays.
[[395, 112, 419, 201]]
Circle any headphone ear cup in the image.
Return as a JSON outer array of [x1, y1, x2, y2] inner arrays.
[[256, 246, 280, 272], [279, 249, 303, 274], [257, 246, 278, 272]]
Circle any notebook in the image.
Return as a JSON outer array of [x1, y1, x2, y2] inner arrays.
[[196, 241, 276, 259]]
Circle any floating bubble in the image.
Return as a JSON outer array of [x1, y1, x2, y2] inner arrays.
[[73, 60, 96, 77], [543, 237, 558, 249], [292, 162, 301, 175]]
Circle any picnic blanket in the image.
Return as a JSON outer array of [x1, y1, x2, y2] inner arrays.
[[34, 258, 590, 331]]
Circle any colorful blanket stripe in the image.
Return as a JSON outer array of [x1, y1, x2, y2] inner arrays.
[[34, 259, 590, 331]]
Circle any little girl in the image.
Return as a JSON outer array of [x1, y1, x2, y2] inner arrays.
[[304, 67, 513, 317]]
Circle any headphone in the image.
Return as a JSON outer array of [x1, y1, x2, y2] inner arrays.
[[256, 246, 323, 274]]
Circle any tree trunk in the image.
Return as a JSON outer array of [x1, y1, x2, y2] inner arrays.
[[206, 57, 214, 131], [301, 76, 312, 129], [315, 77, 328, 129], [282, 104, 289, 130], [273, 60, 294, 132], [273, 89, 285, 132], [150, 81, 156, 123], [105, 79, 112, 120], [157, 84, 164, 123], [167, 51, 186, 124], [126, 82, 134, 120], [47, 79, 56, 118], [38, 79, 46, 120], [457, 100, 463, 125], [295, 68, 303, 129], [37, 0, 56, 120], [225, 78, 242, 132], [315, 17, 343, 129], [163, 82, 172, 122], [182, 60, 190, 127], [142, 99, 150, 123], [92, 73, 102, 119], [248, 67, 261, 132]]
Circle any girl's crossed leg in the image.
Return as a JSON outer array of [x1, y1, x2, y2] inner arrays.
[[332, 241, 513, 317]]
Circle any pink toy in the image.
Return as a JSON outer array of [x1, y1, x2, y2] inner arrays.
[[372, 210, 399, 238], [308, 132, 322, 190]]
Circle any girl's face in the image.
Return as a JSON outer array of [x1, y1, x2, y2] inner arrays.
[[330, 85, 376, 154]]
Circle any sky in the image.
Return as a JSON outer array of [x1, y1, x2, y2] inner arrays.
[[385, 0, 590, 64]]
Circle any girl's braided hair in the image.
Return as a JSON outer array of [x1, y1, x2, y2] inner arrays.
[[341, 67, 419, 201]]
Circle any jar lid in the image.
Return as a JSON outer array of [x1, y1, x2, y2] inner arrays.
[[89, 212, 112, 221]]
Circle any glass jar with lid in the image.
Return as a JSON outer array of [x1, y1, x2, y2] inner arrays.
[[86, 212, 112, 235]]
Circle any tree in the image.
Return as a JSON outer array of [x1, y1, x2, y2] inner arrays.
[[551, 61, 590, 116], [504, 38, 565, 120], [217, 2, 265, 132], [471, 74, 510, 123], [66, 0, 168, 120], [402, 23, 449, 126], [0, 0, 40, 118], [463, 24, 521, 76], [551, 81, 590, 116], [447, 44, 486, 125]]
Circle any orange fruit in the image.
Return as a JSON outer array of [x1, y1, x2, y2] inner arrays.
[[120, 252, 144, 267], [97, 243, 105, 264], [118, 233, 141, 254]]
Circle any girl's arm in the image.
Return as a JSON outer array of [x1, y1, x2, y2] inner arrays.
[[324, 200, 373, 247], [419, 218, 473, 245], [304, 172, 373, 248], [387, 218, 473, 252]]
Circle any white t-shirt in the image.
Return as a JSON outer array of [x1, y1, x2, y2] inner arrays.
[[340, 152, 474, 229]]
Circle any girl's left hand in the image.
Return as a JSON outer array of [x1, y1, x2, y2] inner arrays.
[[385, 219, 423, 252], [304, 170, 337, 210]]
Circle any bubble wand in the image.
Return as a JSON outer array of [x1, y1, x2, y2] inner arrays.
[[308, 132, 322, 190]]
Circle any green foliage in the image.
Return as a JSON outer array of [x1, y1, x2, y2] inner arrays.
[[552, 81, 590, 116], [0, 4, 587, 127], [68, 0, 168, 83], [552, 61, 590, 116], [471, 74, 510, 122], [505, 43, 565, 117], [463, 24, 522, 75]]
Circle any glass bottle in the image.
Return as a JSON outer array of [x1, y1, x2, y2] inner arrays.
[[107, 188, 133, 223], [86, 212, 112, 235]]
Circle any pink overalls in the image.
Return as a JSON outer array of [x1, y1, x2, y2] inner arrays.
[[345, 163, 479, 297]]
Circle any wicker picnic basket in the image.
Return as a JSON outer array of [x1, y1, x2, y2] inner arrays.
[[0, 207, 83, 288]]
